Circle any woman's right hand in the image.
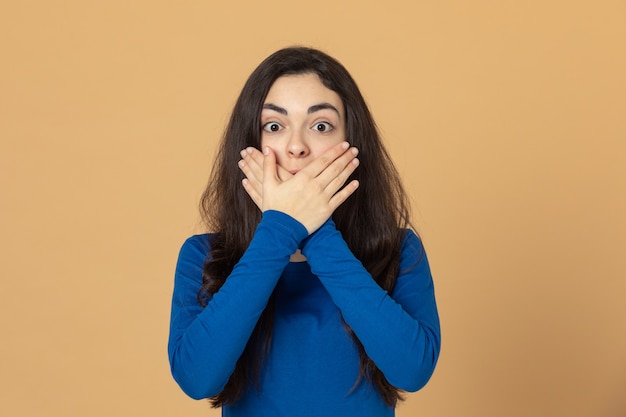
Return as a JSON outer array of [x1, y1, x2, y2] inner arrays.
[[238, 147, 293, 211], [239, 142, 360, 235]]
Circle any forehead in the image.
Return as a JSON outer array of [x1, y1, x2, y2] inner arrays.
[[264, 73, 344, 112]]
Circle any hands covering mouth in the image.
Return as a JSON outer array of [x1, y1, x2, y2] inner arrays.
[[237, 142, 360, 235]]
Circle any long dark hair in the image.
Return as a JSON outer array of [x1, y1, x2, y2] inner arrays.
[[199, 47, 413, 408]]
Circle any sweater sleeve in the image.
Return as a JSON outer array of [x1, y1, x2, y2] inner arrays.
[[168, 211, 308, 400], [300, 219, 441, 392]]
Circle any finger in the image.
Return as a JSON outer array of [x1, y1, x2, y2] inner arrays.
[[300, 141, 350, 178], [262, 146, 279, 186], [238, 158, 262, 196], [241, 148, 264, 182], [315, 146, 359, 192], [241, 178, 263, 210], [276, 164, 293, 182], [245, 147, 293, 182], [323, 155, 360, 196], [238, 158, 263, 209], [329, 179, 360, 211]]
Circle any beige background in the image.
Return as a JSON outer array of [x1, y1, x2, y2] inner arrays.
[[1, 1, 625, 416]]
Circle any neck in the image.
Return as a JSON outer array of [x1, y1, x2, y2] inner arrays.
[[290, 249, 307, 262]]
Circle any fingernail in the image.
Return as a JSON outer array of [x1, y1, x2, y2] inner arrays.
[[263, 146, 270, 155], [240, 149, 247, 158], [238, 160, 245, 168], [342, 142, 349, 150], [351, 147, 359, 156]]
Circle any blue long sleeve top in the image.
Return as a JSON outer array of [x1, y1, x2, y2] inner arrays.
[[168, 210, 440, 417]]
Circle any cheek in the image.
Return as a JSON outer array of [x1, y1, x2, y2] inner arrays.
[[310, 132, 346, 157], [259, 135, 276, 155], [310, 143, 333, 158]]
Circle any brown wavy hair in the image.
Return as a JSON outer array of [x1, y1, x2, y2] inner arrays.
[[198, 47, 413, 408]]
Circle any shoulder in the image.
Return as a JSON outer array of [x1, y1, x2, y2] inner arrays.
[[180, 233, 214, 254], [399, 229, 431, 273], [400, 229, 425, 257], [175, 234, 216, 273]]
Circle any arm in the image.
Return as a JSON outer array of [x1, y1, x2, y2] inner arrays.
[[167, 211, 308, 400], [301, 219, 441, 392]]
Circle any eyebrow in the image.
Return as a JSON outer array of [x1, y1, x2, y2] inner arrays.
[[262, 103, 287, 115], [262, 102, 341, 118], [308, 103, 341, 117]]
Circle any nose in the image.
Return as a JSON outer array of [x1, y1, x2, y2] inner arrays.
[[287, 129, 309, 158]]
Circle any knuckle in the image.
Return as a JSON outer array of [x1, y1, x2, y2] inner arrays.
[[317, 156, 331, 167], [312, 181, 324, 193]]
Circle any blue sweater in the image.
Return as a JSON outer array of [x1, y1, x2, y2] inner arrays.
[[168, 211, 440, 416]]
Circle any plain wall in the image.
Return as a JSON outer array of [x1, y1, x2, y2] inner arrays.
[[1, 1, 625, 416]]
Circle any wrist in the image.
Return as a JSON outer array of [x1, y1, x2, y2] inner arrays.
[[299, 216, 336, 251], [261, 210, 309, 245]]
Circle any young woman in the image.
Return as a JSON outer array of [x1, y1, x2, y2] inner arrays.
[[168, 47, 441, 416]]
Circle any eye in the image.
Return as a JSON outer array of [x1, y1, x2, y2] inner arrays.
[[313, 122, 333, 133], [262, 122, 283, 132]]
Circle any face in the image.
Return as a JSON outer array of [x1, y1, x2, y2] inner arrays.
[[260, 73, 346, 174]]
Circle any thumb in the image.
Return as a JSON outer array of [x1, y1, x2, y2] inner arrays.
[[262, 146, 279, 185]]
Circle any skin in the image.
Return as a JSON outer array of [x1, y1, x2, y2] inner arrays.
[[238, 73, 360, 238]]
